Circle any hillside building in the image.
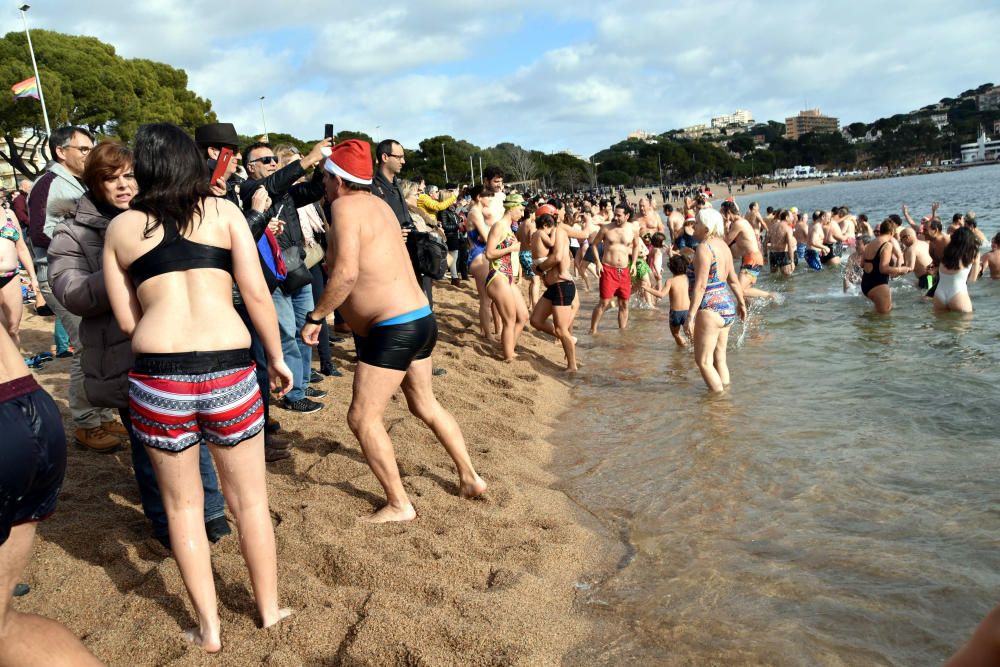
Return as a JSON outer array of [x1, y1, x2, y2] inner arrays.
[[784, 109, 839, 140], [711, 109, 754, 129]]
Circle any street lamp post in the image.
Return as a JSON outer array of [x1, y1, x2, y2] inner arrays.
[[441, 143, 448, 183], [18, 4, 51, 137], [258, 96, 268, 142], [374, 125, 381, 143]]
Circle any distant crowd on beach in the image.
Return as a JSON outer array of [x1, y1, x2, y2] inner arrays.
[[2, 115, 999, 664]]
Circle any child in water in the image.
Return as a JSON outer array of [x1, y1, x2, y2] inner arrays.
[[642, 254, 691, 347]]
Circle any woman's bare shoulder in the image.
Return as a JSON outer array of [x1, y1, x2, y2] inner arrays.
[[106, 209, 147, 239]]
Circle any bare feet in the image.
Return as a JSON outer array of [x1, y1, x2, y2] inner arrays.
[[363, 503, 417, 523], [459, 475, 488, 499], [261, 607, 293, 630], [184, 625, 222, 653], [588, 327, 597, 335]]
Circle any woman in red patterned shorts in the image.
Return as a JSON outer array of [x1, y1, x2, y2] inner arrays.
[[104, 123, 294, 653]]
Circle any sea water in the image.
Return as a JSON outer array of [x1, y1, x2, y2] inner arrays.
[[557, 164, 1000, 665]]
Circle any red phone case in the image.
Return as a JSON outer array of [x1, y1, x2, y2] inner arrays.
[[210, 147, 233, 185]]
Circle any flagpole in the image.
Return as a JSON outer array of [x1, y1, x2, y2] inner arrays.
[[18, 5, 51, 137]]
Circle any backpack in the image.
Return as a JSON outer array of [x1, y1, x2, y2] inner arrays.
[[410, 231, 449, 279]]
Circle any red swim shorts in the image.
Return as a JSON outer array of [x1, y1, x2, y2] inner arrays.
[[599, 265, 632, 301]]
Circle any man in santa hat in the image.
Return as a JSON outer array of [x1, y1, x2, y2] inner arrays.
[[301, 140, 486, 523]]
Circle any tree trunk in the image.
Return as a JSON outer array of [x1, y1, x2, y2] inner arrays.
[[0, 131, 46, 180]]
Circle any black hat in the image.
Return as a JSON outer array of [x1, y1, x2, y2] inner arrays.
[[194, 122, 239, 149]]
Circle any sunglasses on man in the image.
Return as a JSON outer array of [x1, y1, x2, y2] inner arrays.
[[249, 155, 279, 165]]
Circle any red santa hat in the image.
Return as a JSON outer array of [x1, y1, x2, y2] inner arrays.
[[322, 139, 373, 185]]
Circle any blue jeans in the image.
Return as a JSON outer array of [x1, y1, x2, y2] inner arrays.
[[119, 408, 226, 540], [272, 284, 314, 402], [235, 303, 272, 444]]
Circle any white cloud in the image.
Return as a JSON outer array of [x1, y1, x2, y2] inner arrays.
[[1, 0, 998, 157]]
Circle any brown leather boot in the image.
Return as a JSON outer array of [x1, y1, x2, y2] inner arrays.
[[101, 420, 129, 438], [75, 427, 121, 454]]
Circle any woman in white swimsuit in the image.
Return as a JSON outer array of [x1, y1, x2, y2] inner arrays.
[[933, 226, 979, 313]]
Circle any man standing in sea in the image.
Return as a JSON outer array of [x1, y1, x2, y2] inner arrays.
[[589, 203, 641, 334], [722, 200, 771, 299], [900, 227, 934, 290]]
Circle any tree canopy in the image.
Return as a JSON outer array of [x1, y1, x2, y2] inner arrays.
[[0, 29, 215, 177]]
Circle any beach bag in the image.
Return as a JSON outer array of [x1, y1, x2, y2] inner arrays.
[[411, 231, 449, 279]]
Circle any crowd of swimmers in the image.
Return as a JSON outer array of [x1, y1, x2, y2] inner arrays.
[[1, 118, 997, 663]]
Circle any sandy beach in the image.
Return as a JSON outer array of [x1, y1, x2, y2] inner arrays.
[[13, 285, 613, 666]]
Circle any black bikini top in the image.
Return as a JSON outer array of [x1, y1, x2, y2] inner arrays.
[[127, 218, 233, 286]]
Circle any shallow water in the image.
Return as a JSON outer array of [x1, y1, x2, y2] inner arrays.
[[557, 164, 1000, 666]]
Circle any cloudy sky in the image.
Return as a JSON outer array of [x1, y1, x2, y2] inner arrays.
[[2, 1, 998, 156]]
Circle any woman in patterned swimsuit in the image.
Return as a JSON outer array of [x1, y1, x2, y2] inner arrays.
[[484, 193, 529, 361], [0, 208, 40, 345], [684, 208, 747, 392]]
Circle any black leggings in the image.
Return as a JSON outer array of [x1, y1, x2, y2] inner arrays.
[[309, 264, 331, 367]]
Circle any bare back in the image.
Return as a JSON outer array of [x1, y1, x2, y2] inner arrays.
[[330, 193, 427, 334], [105, 198, 251, 354], [727, 217, 760, 258]]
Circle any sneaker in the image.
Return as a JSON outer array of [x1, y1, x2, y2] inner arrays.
[[101, 420, 129, 438], [319, 364, 343, 377], [265, 445, 291, 462], [309, 370, 323, 384], [55, 350, 74, 359], [305, 386, 327, 399], [205, 516, 232, 543], [432, 367, 448, 376], [451, 278, 461, 286], [328, 334, 345, 343], [279, 397, 323, 414], [75, 427, 121, 453]]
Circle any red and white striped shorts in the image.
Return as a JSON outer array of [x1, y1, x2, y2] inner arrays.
[[127, 351, 264, 452]]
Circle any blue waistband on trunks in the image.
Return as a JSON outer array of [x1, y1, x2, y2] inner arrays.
[[373, 304, 433, 328]]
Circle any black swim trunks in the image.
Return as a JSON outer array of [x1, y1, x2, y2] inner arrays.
[[821, 242, 844, 264], [769, 251, 791, 270], [1, 375, 66, 546], [542, 280, 576, 307], [354, 307, 438, 372]]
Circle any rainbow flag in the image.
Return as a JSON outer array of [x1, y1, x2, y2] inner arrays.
[[11, 76, 38, 100]]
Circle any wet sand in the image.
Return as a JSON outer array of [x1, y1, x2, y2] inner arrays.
[[13, 285, 611, 666]]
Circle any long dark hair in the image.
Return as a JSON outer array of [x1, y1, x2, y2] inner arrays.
[[942, 226, 979, 270], [464, 183, 490, 200], [129, 123, 212, 238]]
